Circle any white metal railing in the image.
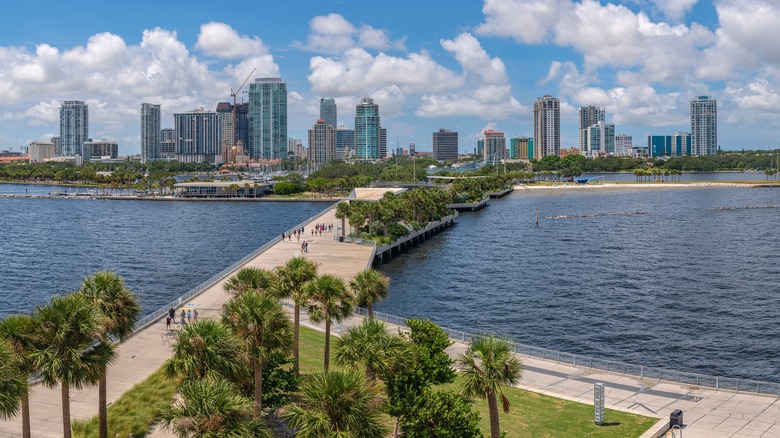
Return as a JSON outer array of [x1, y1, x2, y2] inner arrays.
[[353, 307, 780, 397]]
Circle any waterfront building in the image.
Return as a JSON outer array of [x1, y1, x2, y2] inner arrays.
[[673, 132, 692, 156], [248, 77, 287, 159], [578, 106, 605, 153], [614, 134, 633, 156], [510, 136, 533, 160], [691, 96, 717, 156], [432, 128, 458, 162], [560, 147, 580, 157], [587, 121, 615, 155], [141, 103, 161, 163], [483, 130, 506, 163], [307, 120, 336, 163], [648, 132, 691, 157], [533, 95, 560, 158], [51, 136, 61, 156], [174, 108, 223, 164], [336, 126, 354, 161], [60, 100, 89, 157], [354, 97, 380, 160], [380, 128, 387, 159], [319, 98, 337, 128], [160, 128, 175, 159], [83, 140, 119, 161], [28, 141, 55, 163], [476, 138, 484, 156]]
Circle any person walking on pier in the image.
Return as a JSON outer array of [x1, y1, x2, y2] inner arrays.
[[165, 316, 172, 330], [168, 307, 176, 320], [193, 309, 198, 322]]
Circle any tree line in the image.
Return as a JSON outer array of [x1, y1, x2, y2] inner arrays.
[[0, 263, 522, 437]]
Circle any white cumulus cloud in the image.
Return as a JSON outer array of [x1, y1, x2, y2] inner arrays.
[[196, 22, 270, 59]]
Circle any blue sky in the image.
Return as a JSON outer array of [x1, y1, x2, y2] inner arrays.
[[1, 0, 780, 155]]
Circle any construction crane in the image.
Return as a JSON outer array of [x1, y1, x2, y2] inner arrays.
[[228, 68, 255, 162]]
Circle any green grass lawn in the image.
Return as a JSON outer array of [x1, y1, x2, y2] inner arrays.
[[71, 368, 179, 438], [70, 325, 657, 437]]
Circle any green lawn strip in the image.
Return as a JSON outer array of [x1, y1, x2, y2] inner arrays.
[[72, 368, 179, 438], [435, 376, 657, 437], [298, 326, 656, 437]]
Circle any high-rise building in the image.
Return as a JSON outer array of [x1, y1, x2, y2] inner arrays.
[[51, 136, 62, 156], [160, 128, 175, 159], [336, 126, 354, 161], [141, 103, 161, 163], [216, 102, 234, 163], [691, 96, 717, 156], [578, 106, 605, 153], [379, 128, 387, 159], [432, 128, 458, 161], [28, 141, 55, 163], [248, 78, 287, 159], [673, 132, 692, 156], [83, 140, 119, 161], [287, 138, 304, 159], [533, 95, 560, 158], [319, 98, 337, 128], [355, 97, 380, 160], [510, 136, 533, 160], [483, 130, 506, 163], [233, 102, 250, 153], [307, 120, 336, 163], [587, 121, 615, 155], [174, 108, 223, 164], [614, 134, 633, 156], [60, 100, 89, 157], [476, 138, 484, 156]]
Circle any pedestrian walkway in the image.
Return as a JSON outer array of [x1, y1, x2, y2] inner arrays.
[[0, 205, 373, 438]]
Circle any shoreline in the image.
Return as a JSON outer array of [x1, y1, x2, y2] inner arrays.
[[515, 181, 770, 190]]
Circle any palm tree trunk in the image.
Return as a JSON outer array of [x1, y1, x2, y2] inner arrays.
[[324, 320, 331, 373], [99, 371, 108, 438], [487, 390, 500, 438], [393, 417, 400, 438], [367, 303, 374, 318], [254, 359, 263, 417], [62, 383, 72, 438], [294, 303, 300, 375], [341, 217, 346, 238], [21, 392, 30, 438]]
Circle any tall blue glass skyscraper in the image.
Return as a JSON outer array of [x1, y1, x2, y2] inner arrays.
[[354, 97, 379, 160], [248, 78, 287, 160]]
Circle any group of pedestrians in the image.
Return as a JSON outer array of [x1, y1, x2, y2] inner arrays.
[[311, 223, 333, 236], [283, 226, 306, 242], [165, 306, 198, 330]]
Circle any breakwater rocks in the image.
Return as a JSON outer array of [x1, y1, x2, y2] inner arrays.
[[709, 205, 780, 211]]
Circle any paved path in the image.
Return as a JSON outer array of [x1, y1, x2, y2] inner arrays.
[[0, 204, 373, 438]]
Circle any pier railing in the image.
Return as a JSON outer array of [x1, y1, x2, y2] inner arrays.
[[354, 307, 780, 397], [131, 201, 339, 335]]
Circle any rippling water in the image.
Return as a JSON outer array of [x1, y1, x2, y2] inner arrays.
[[377, 186, 780, 382], [0, 192, 324, 317]]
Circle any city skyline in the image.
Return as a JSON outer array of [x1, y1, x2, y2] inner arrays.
[[1, 1, 779, 154]]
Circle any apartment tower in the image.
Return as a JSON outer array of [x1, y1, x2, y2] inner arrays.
[[533, 95, 560, 159]]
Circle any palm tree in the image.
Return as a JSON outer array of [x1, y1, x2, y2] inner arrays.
[[305, 274, 354, 372], [349, 268, 389, 318], [0, 338, 27, 422], [335, 201, 350, 238], [457, 335, 522, 438], [224, 267, 276, 297], [32, 294, 113, 438], [284, 369, 386, 437], [0, 314, 38, 438], [160, 377, 273, 438], [165, 319, 249, 383], [222, 290, 293, 416], [78, 271, 140, 438], [273, 257, 318, 373], [334, 318, 407, 381]]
